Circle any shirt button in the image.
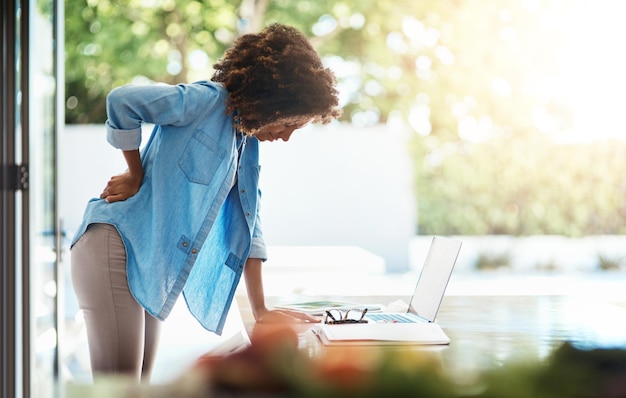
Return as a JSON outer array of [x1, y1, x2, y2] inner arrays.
[[241, 189, 245, 193], [246, 212, 250, 217], [191, 249, 197, 254], [182, 242, 188, 247]]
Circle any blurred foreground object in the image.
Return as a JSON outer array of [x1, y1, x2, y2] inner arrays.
[[67, 331, 626, 397]]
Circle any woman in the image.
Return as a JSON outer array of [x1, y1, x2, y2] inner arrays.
[[70, 23, 341, 381]]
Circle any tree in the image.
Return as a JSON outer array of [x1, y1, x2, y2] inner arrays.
[[65, 0, 626, 236], [65, 1, 573, 136], [65, 0, 240, 123]]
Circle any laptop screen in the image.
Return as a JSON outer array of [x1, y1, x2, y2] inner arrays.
[[407, 236, 462, 322]]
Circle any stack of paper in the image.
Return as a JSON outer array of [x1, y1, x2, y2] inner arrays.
[[312, 323, 450, 346], [273, 300, 382, 315]]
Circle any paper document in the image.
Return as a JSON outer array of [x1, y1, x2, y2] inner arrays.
[[312, 323, 450, 346], [273, 300, 382, 315]]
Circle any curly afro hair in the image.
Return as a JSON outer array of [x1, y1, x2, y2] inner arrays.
[[211, 23, 341, 135]]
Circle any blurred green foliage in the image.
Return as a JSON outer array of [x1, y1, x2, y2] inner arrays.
[[64, 0, 240, 123], [474, 251, 512, 271], [414, 133, 626, 237], [64, 0, 626, 237]]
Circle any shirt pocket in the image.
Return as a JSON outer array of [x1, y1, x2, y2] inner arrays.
[[178, 130, 226, 185]]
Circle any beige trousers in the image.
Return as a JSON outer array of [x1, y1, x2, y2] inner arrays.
[[71, 223, 161, 381]]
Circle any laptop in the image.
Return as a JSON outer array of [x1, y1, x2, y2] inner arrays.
[[363, 236, 462, 324], [312, 236, 462, 345]]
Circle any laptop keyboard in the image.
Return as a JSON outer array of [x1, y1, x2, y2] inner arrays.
[[367, 313, 415, 323]]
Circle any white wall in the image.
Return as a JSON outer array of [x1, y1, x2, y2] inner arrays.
[[60, 123, 417, 272]]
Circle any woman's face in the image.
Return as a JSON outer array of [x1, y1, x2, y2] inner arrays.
[[255, 119, 311, 142]]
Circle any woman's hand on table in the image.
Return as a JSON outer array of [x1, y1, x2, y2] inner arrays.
[[255, 308, 320, 324]]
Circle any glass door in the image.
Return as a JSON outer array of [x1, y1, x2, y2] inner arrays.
[[1, 0, 61, 397], [29, 0, 62, 396]]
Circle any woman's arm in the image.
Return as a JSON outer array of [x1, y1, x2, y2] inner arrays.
[[104, 82, 222, 153], [101, 83, 215, 203], [243, 257, 319, 323], [243, 258, 268, 319], [106, 83, 220, 131]]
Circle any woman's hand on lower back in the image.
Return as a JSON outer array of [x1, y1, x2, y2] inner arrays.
[[100, 170, 143, 203]]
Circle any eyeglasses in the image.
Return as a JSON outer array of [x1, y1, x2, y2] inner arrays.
[[324, 308, 369, 324]]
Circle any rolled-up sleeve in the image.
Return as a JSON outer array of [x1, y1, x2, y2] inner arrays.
[[248, 236, 267, 261], [107, 122, 143, 150], [248, 185, 267, 261]]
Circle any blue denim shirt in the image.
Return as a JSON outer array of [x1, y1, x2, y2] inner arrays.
[[71, 81, 266, 335]]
